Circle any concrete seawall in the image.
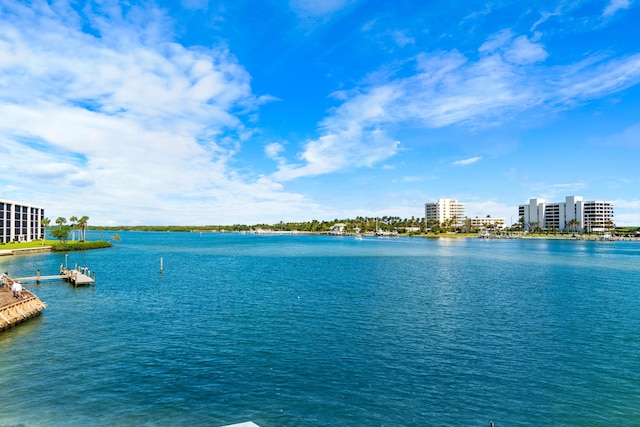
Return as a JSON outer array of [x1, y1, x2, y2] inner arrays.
[[0, 246, 53, 257]]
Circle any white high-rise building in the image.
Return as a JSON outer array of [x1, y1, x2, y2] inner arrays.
[[425, 199, 466, 228], [0, 199, 45, 243], [518, 196, 613, 232]]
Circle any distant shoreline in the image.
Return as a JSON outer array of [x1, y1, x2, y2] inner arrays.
[[92, 228, 639, 241]]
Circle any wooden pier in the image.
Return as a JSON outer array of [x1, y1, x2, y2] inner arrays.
[[14, 266, 96, 287], [61, 267, 95, 287]]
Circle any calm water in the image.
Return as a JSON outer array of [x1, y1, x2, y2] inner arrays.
[[0, 232, 639, 426]]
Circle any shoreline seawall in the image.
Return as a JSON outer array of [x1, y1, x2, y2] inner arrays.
[[0, 246, 53, 257]]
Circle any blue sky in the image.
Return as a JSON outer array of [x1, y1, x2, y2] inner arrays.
[[1, 0, 639, 226]]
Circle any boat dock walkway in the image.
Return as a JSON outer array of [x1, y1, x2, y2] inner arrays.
[[14, 267, 95, 287]]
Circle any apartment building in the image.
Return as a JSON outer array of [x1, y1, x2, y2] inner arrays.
[[425, 198, 466, 228], [518, 196, 614, 232], [0, 199, 45, 243], [469, 217, 506, 230]]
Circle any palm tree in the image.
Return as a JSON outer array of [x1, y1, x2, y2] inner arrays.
[[69, 216, 78, 241], [41, 217, 50, 246], [78, 216, 89, 241], [447, 215, 457, 232], [463, 217, 472, 233], [567, 219, 580, 233], [53, 217, 68, 243]]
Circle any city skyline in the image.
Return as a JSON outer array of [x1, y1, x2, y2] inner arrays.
[[1, 1, 639, 226]]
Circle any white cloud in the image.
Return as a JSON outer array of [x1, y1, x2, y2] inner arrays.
[[389, 30, 415, 48], [612, 213, 640, 226], [265, 142, 286, 160], [609, 200, 640, 226], [0, 2, 324, 225], [603, 0, 631, 17], [452, 156, 482, 166], [504, 36, 548, 65], [268, 28, 640, 183], [271, 124, 400, 181], [614, 199, 640, 209], [480, 31, 548, 65], [478, 29, 513, 53], [554, 54, 640, 102], [530, 10, 562, 32]]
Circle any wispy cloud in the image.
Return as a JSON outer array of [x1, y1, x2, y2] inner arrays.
[[553, 54, 640, 103], [595, 122, 640, 149], [452, 156, 482, 166], [602, 0, 631, 17], [181, 0, 209, 11], [526, 182, 588, 201], [389, 30, 415, 48], [271, 124, 400, 181], [289, 0, 356, 18], [610, 198, 640, 226], [267, 24, 640, 182], [393, 176, 427, 183], [265, 142, 286, 161], [613, 199, 640, 209]]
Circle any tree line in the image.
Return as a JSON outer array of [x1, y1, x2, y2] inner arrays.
[[87, 215, 633, 235], [41, 215, 89, 244], [90, 216, 431, 234]]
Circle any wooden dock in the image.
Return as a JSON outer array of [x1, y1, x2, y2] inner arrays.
[[14, 266, 95, 287], [62, 268, 95, 287]]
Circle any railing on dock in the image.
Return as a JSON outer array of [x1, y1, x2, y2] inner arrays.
[[61, 267, 95, 287]]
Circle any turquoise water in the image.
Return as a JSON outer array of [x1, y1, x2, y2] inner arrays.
[[1, 232, 639, 426]]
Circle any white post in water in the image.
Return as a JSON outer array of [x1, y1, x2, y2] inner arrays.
[[160, 257, 163, 272]]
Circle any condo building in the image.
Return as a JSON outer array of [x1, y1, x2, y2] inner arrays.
[[425, 198, 466, 228], [0, 199, 45, 243], [518, 196, 614, 232], [469, 217, 506, 230]]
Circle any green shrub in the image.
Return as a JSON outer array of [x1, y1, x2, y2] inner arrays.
[[52, 241, 112, 252]]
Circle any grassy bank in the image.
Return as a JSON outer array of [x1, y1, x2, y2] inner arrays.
[[0, 240, 112, 251]]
